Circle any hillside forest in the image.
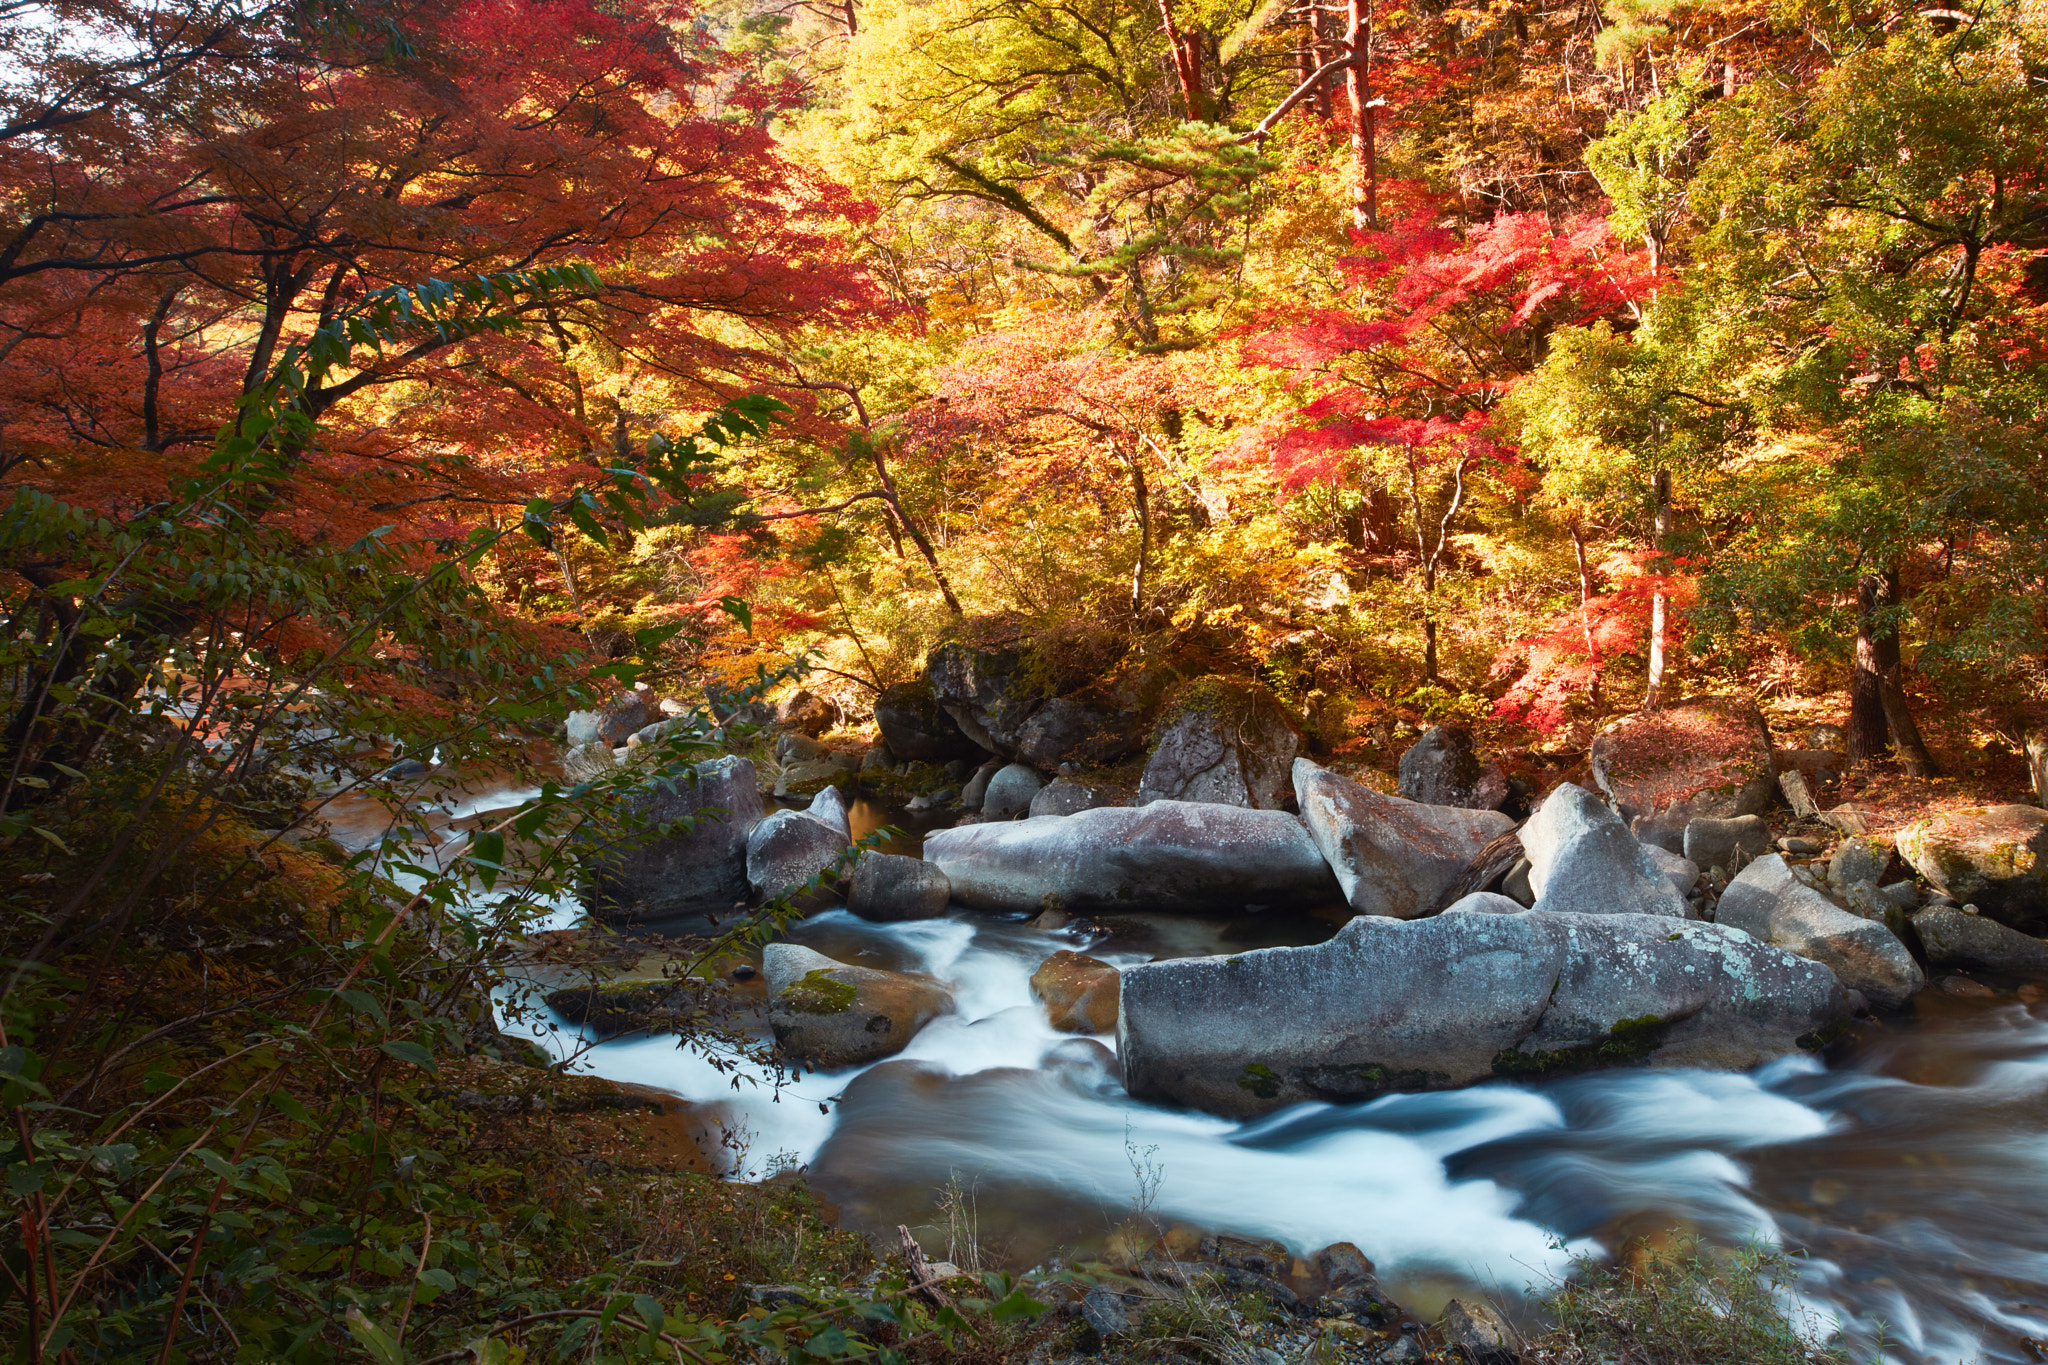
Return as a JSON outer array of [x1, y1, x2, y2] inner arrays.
[[3, 0, 2048, 1358]]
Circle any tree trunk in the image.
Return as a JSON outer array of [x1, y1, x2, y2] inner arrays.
[[1641, 469, 1672, 710], [1570, 523, 1602, 718], [1344, 0, 1376, 231], [1156, 0, 1204, 119], [1313, 6, 1334, 118], [1870, 568, 1936, 775], [1122, 444, 1152, 616], [865, 437, 963, 616], [1847, 573, 1889, 765]]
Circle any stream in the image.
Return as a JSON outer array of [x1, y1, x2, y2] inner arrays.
[[339, 779, 2048, 1365]]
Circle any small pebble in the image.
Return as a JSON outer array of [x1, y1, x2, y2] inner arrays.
[[1937, 975, 1998, 998]]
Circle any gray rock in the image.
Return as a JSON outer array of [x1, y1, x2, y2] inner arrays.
[[1293, 760, 1514, 920], [846, 851, 952, 921], [1501, 859, 1535, 906], [1912, 906, 2048, 973], [925, 639, 1044, 756], [762, 944, 951, 1068], [959, 759, 1003, 812], [1378, 1338, 1426, 1365], [1779, 769, 1821, 819], [1683, 815, 1772, 872], [774, 689, 833, 736], [1029, 777, 1117, 818], [1644, 844, 1701, 895], [805, 785, 852, 840], [776, 731, 829, 764], [1442, 1300, 1515, 1365], [1520, 784, 1688, 919], [1717, 855, 1924, 1010], [923, 800, 1343, 916], [1138, 679, 1301, 810], [1398, 726, 1510, 812], [565, 710, 604, 748], [579, 756, 765, 921], [1117, 908, 1848, 1118], [1441, 892, 1529, 916], [1897, 805, 2048, 927], [873, 681, 985, 763], [1015, 695, 1124, 769], [1590, 697, 1777, 850], [860, 745, 895, 775], [980, 763, 1044, 820], [566, 693, 651, 749], [745, 808, 850, 904], [562, 740, 618, 783], [1082, 1286, 1132, 1339], [1879, 881, 1921, 913]]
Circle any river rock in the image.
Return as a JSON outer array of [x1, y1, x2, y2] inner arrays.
[[1398, 726, 1510, 812], [1137, 678, 1301, 810], [562, 740, 618, 783], [1016, 695, 1126, 769], [1589, 698, 1777, 851], [1716, 854, 1923, 1010], [1117, 908, 1848, 1118], [1442, 1301, 1515, 1365], [580, 756, 765, 921], [1293, 760, 1514, 919], [1896, 805, 2048, 927], [1030, 777, 1117, 818], [846, 852, 951, 921], [923, 800, 1343, 916], [805, 785, 852, 839], [925, 638, 1046, 756], [543, 978, 680, 1038], [567, 692, 651, 749], [1520, 784, 1688, 919], [1645, 845, 1701, 895], [1683, 814, 1772, 873], [980, 763, 1044, 820], [745, 808, 850, 904], [959, 759, 1003, 812], [873, 681, 986, 762], [777, 731, 829, 764], [762, 944, 952, 1068], [775, 689, 834, 736], [1911, 906, 2048, 974], [1030, 950, 1120, 1033]]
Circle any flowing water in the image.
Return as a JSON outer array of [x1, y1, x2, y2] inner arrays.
[[353, 782, 2048, 1365]]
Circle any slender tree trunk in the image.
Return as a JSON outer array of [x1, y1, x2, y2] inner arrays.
[[1344, 0, 1377, 230], [866, 436, 963, 616], [556, 544, 583, 616], [1847, 574, 1890, 766], [1156, 0, 1203, 119], [1870, 568, 1936, 775], [1642, 468, 1671, 711], [1571, 523, 1603, 718], [1313, 6, 1334, 118], [1121, 444, 1152, 617]]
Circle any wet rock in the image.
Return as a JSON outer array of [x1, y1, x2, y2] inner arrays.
[[1118, 908, 1848, 1118], [1138, 678, 1301, 810], [762, 943, 952, 1068], [1293, 760, 1514, 920], [1398, 726, 1511, 812], [1896, 805, 2048, 928], [924, 800, 1343, 916], [981, 763, 1044, 820], [1589, 698, 1776, 851], [847, 852, 952, 922], [1520, 784, 1688, 919], [1644, 845, 1701, 895], [1030, 950, 1120, 1033], [1442, 1300, 1516, 1365], [1314, 1242, 1376, 1290], [959, 759, 1003, 812], [775, 689, 834, 736], [543, 978, 679, 1037], [1879, 881, 1921, 914], [1030, 777, 1118, 818], [580, 756, 765, 921], [1912, 906, 2048, 974], [562, 740, 618, 783], [1716, 855, 1923, 1010], [1683, 815, 1772, 872], [745, 808, 850, 904], [1937, 974, 1998, 998], [873, 681, 986, 763]]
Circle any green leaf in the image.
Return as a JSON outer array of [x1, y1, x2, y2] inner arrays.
[[989, 1288, 1049, 1323], [467, 830, 505, 892], [345, 1306, 407, 1365], [716, 595, 752, 634], [378, 1040, 438, 1075]]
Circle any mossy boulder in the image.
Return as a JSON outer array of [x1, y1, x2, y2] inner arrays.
[[761, 943, 953, 1068], [873, 681, 987, 763], [1897, 805, 2048, 928], [1589, 698, 1776, 851], [1138, 677, 1301, 811], [543, 977, 681, 1038]]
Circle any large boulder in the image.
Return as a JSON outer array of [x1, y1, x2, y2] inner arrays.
[[1118, 908, 1848, 1118], [774, 689, 834, 736], [1589, 698, 1776, 851], [925, 638, 1048, 757], [1683, 814, 1771, 872], [1015, 696, 1127, 769], [1397, 726, 1510, 812], [1293, 760, 1514, 920], [763, 944, 952, 1069], [1716, 855, 1924, 1010], [922, 801, 1343, 916], [924, 628, 1145, 767], [805, 785, 852, 840], [1030, 950, 1120, 1033], [1911, 906, 2048, 974], [980, 763, 1044, 820], [1896, 805, 2048, 928], [1137, 678, 1301, 811], [846, 852, 952, 921], [1030, 777, 1119, 818], [745, 808, 850, 904], [1520, 784, 1689, 919], [579, 756, 765, 921], [873, 681, 987, 763]]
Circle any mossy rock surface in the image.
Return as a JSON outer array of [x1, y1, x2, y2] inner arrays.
[[1898, 804, 2048, 927]]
